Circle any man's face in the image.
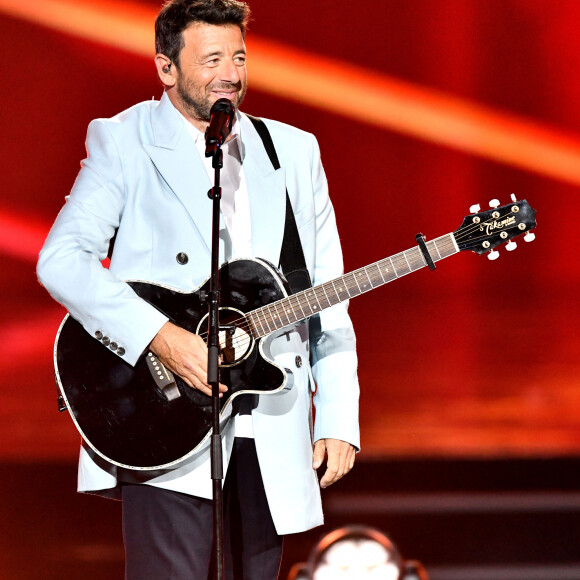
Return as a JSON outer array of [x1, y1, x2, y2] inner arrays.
[[173, 23, 247, 127]]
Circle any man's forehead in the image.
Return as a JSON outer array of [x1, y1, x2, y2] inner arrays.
[[182, 22, 245, 47]]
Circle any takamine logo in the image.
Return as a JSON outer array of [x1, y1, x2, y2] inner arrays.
[[480, 215, 516, 236]]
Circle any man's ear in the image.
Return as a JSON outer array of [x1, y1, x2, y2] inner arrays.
[[155, 54, 176, 87]]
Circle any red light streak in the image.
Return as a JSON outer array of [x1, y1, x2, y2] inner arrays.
[[0, 211, 51, 261], [1, 0, 580, 186]]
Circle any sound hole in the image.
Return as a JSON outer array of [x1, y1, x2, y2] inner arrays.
[[197, 308, 253, 366]]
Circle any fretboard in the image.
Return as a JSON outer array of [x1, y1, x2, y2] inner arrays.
[[246, 233, 459, 338]]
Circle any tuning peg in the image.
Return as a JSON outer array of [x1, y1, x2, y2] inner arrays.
[[469, 203, 481, 213], [510, 193, 518, 202], [487, 249, 500, 260], [489, 199, 500, 209], [524, 231, 536, 242], [506, 240, 517, 251]]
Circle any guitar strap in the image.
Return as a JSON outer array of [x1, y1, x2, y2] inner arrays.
[[246, 114, 313, 294]]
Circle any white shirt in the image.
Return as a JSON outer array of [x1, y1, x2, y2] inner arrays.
[[181, 114, 252, 257], [180, 112, 254, 438]]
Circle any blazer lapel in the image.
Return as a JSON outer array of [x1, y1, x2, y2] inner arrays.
[[143, 97, 287, 265], [239, 114, 286, 267], [144, 93, 213, 253]]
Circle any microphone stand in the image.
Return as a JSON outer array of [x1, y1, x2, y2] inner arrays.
[[206, 144, 225, 580]]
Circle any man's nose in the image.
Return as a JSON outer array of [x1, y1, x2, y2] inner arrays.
[[219, 59, 241, 84]]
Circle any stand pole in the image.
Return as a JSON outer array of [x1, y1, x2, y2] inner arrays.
[[207, 147, 225, 580]]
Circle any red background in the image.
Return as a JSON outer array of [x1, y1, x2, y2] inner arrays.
[[1, 0, 578, 461]]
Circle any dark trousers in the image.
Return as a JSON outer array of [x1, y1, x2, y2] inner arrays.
[[122, 438, 283, 580]]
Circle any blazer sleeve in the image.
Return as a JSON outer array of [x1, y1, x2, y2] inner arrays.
[[306, 134, 361, 451], [36, 119, 169, 365]]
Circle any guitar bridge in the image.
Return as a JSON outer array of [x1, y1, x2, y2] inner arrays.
[[146, 352, 181, 401]]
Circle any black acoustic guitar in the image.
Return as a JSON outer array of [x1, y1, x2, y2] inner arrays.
[[55, 198, 537, 470]]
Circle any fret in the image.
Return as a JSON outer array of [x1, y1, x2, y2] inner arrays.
[[324, 284, 337, 306], [343, 275, 355, 298], [428, 239, 442, 260], [388, 257, 397, 279], [407, 247, 425, 271], [281, 299, 299, 325], [329, 282, 342, 304], [331, 279, 351, 302], [289, 293, 307, 320], [294, 292, 311, 317], [341, 272, 358, 297], [319, 284, 330, 306], [314, 286, 331, 310], [351, 271, 363, 294], [320, 283, 335, 307], [391, 253, 411, 277], [246, 312, 261, 337], [263, 304, 277, 333], [435, 234, 458, 258], [271, 301, 287, 329], [355, 268, 373, 293], [252, 310, 268, 337], [305, 289, 322, 313], [375, 261, 387, 283], [324, 283, 338, 306], [366, 264, 383, 287], [298, 291, 315, 316], [380, 258, 397, 283]]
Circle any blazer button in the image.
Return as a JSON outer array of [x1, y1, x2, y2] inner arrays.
[[102, 336, 110, 346], [95, 331, 103, 340], [110, 342, 118, 351], [295, 355, 302, 368], [176, 252, 189, 265], [117, 347, 126, 356]]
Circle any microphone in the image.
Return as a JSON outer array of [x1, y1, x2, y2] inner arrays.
[[205, 98, 236, 157]]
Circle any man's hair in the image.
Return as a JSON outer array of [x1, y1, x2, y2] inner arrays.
[[155, 0, 251, 67]]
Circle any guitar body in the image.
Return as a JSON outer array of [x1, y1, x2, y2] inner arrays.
[[55, 258, 290, 470]]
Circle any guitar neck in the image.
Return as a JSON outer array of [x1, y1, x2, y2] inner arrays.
[[247, 232, 459, 338]]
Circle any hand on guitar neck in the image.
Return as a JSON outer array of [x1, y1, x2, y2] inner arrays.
[[149, 321, 228, 398]]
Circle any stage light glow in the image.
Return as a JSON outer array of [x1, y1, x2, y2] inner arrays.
[[0, 210, 51, 261], [1, 0, 580, 185], [0, 0, 153, 55], [0, 309, 65, 361], [308, 526, 404, 580]]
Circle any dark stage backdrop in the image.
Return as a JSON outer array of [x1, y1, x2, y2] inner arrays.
[[0, 0, 578, 461]]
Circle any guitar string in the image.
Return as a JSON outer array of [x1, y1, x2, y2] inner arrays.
[[192, 256, 416, 349], [195, 225, 523, 354], [194, 216, 524, 351], [193, 211, 526, 350]]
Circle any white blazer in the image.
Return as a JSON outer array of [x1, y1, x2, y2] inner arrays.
[[37, 93, 360, 535]]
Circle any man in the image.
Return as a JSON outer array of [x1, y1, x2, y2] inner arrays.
[[37, 0, 360, 578]]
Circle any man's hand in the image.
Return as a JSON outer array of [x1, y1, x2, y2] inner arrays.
[[149, 321, 228, 397], [313, 438, 356, 489]]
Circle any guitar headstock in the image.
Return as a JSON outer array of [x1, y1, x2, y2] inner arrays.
[[454, 198, 537, 256]]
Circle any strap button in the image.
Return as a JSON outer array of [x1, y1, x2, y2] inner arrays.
[[295, 355, 302, 368], [176, 252, 189, 265]]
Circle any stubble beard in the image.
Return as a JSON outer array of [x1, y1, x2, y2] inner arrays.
[[177, 77, 247, 123]]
